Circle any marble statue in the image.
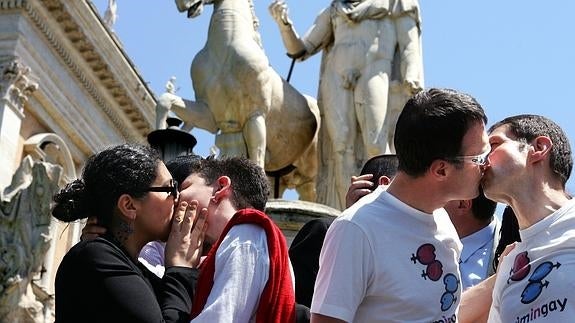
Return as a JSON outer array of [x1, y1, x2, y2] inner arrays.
[[269, 0, 424, 209], [165, 76, 178, 95], [0, 156, 62, 323], [157, 0, 321, 201], [103, 0, 118, 29]]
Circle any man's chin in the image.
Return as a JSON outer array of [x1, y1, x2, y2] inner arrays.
[[480, 175, 492, 190], [482, 182, 504, 203]]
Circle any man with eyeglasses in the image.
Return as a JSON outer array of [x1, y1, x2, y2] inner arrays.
[[343, 153, 499, 293], [311, 88, 489, 323]]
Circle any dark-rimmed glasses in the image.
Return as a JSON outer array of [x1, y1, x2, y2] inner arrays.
[[449, 149, 490, 166], [144, 179, 178, 198]]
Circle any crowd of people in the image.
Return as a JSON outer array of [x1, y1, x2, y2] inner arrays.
[[51, 87, 573, 322]]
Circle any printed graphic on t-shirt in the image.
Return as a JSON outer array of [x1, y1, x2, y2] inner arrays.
[[507, 251, 562, 304], [411, 243, 443, 280], [508, 251, 531, 283], [411, 243, 460, 312]]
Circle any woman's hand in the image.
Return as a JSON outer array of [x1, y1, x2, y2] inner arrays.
[[164, 200, 208, 268]]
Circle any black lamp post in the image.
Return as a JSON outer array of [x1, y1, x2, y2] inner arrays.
[[147, 117, 197, 162]]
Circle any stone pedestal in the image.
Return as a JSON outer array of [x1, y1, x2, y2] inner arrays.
[[266, 199, 340, 245]]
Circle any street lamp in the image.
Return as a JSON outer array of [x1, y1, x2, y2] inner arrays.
[[147, 116, 197, 162]]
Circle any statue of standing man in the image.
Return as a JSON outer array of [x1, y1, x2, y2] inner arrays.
[[269, 0, 424, 209]]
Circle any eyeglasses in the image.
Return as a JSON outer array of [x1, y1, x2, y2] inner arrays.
[[449, 149, 490, 166], [144, 179, 179, 198]]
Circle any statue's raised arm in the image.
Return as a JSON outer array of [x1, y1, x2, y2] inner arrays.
[[268, 0, 307, 58]]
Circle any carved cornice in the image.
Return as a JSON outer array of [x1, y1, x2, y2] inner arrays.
[[0, 0, 24, 9], [1, 0, 155, 140]]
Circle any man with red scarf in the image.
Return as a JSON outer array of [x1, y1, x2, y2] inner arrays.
[[181, 156, 296, 322]]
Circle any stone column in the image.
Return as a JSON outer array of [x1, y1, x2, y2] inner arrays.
[[0, 56, 38, 188]]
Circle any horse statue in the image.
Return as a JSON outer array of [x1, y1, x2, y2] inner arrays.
[[156, 0, 320, 201]]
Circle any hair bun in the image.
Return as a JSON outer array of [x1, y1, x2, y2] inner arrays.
[[52, 179, 88, 222]]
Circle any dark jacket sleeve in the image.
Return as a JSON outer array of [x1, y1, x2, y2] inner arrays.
[[158, 266, 199, 322]]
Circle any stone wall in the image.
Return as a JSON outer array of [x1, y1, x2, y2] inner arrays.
[[0, 1, 156, 321]]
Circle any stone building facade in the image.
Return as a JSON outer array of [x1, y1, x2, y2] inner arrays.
[[0, 1, 155, 321]]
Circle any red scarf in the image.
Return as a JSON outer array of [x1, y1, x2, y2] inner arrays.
[[191, 208, 296, 322]]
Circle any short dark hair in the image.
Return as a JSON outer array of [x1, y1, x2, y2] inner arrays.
[[394, 88, 487, 176], [488, 114, 573, 187], [360, 154, 399, 187], [470, 187, 497, 222], [165, 154, 203, 184], [493, 206, 521, 270], [52, 143, 161, 227], [194, 156, 270, 211]]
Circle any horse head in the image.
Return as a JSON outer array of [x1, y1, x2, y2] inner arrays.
[[175, 0, 212, 18]]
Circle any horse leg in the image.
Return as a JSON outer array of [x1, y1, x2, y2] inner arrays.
[[291, 134, 318, 202], [215, 132, 247, 158], [243, 112, 266, 168], [295, 179, 317, 202]]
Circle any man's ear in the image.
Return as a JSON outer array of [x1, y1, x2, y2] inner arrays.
[[117, 194, 137, 221], [212, 176, 231, 203], [429, 159, 449, 180], [378, 175, 392, 186], [529, 136, 552, 164]]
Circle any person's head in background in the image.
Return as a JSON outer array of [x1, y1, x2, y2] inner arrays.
[[345, 154, 398, 208], [178, 156, 270, 243], [52, 143, 176, 247], [444, 187, 497, 239], [360, 154, 399, 187]]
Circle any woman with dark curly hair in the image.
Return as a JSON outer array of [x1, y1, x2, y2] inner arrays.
[[52, 143, 207, 323]]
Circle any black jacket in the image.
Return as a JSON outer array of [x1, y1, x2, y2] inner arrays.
[[54, 236, 198, 323]]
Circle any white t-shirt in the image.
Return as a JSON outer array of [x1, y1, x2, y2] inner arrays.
[[311, 187, 463, 322], [488, 198, 575, 322]]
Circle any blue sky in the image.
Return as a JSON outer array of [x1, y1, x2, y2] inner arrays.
[[92, 0, 575, 197]]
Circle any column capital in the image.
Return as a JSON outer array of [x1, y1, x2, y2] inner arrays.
[[1, 56, 39, 114]]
